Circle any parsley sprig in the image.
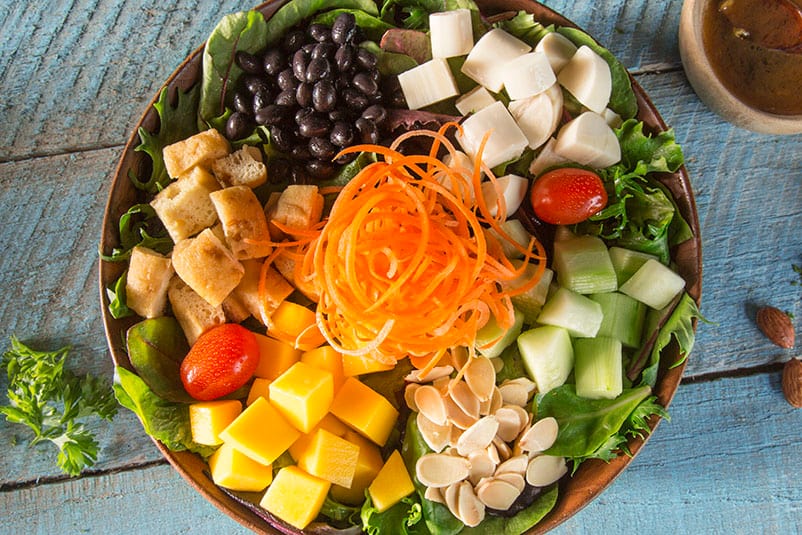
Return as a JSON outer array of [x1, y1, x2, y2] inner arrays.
[[0, 337, 118, 476]]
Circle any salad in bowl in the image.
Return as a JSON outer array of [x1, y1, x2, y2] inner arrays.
[[99, 0, 702, 533]]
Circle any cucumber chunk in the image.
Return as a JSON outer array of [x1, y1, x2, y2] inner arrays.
[[619, 258, 686, 310], [574, 336, 623, 400], [608, 246, 659, 286], [553, 235, 617, 294], [517, 325, 574, 394], [537, 287, 603, 338], [476, 308, 525, 358], [589, 292, 646, 348]]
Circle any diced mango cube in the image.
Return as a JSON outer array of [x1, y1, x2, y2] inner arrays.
[[329, 377, 399, 446], [340, 351, 394, 377], [368, 450, 415, 513], [331, 430, 385, 505], [246, 377, 271, 406], [297, 428, 360, 488], [218, 397, 300, 465], [253, 333, 302, 379], [260, 465, 330, 530], [208, 442, 273, 492], [269, 362, 333, 433], [267, 300, 326, 350], [188, 400, 242, 446], [289, 413, 349, 461], [301, 345, 345, 392]]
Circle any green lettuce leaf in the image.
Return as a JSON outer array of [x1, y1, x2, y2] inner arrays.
[[100, 203, 172, 263], [266, 0, 379, 46], [361, 494, 428, 535], [494, 11, 551, 44], [314, 9, 395, 41]]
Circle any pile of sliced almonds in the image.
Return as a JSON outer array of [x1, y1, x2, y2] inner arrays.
[[404, 351, 568, 527]]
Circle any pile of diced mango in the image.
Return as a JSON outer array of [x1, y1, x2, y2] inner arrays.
[[189, 304, 415, 530]]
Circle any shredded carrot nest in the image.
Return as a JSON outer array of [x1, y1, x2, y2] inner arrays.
[[298, 123, 546, 366]]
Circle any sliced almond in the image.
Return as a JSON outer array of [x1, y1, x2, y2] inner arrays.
[[406, 365, 454, 384], [445, 396, 479, 430], [424, 485, 446, 505], [404, 383, 422, 411], [493, 436, 512, 461], [495, 471, 526, 494], [433, 375, 451, 392], [486, 443, 501, 465], [464, 356, 496, 402], [519, 416, 559, 454], [444, 482, 461, 518], [526, 455, 568, 487], [503, 377, 537, 396], [489, 357, 505, 374], [417, 411, 452, 453], [476, 478, 521, 511], [494, 406, 525, 442], [456, 415, 500, 456], [449, 380, 481, 419], [456, 481, 485, 527], [489, 386, 504, 414], [416, 453, 471, 488], [478, 395, 492, 416], [498, 382, 529, 407], [495, 454, 528, 476], [448, 425, 463, 447], [467, 449, 497, 485], [415, 384, 449, 426], [448, 345, 470, 371]]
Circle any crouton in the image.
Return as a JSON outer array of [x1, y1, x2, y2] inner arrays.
[[163, 128, 230, 179], [150, 166, 220, 242], [233, 259, 294, 324], [222, 293, 252, 324], [212, 145, 267, 189], [167, 276, 226, 345], [270, 185, 324, 238], [263, 191, 285, 241], [125, 246, 174, 318], [172, 228, 244, 307], [210, 186, 273, 260], [273, 253, 320, 303]]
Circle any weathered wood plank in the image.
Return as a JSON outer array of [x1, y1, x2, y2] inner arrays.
[[2, 372, 800, 533]]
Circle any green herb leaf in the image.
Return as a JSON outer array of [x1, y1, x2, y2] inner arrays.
[[106, 270, 133, 319], [0, 337, 118, 476], [100, 203, 172, 263]]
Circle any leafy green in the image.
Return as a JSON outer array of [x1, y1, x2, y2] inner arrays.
[[555, 27, 638, 119], [100, 203, 172, 263], [0, 337, 118, 476], [536, 384, 666, 468], [314, 9, 394, 41], [321, 495, 362, 527], [361, 494, 428, 535], [380, 0, 483, 34], [106, 270, 132, 319], [460, 485, 558, 535], [114, 366, 214, 457], [265, 0, 379, 46], [494, 11, 551, 44], [199, 11, 269, 127], [132, 85, 201, 193], [126, 318, 193, 403]]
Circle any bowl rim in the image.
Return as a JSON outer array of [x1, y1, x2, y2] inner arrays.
[[98, 1, 702, 533], [678, 0, 802, 135]]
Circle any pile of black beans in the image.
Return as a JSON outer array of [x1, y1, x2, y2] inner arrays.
[[226, 12, 406, 181]]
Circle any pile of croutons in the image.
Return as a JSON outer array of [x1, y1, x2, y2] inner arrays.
[[126, 128, 324, 344]]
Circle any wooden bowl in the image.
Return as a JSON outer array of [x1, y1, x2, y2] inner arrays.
[[99, 1, 702, 533], [679, 0, 802, 135]]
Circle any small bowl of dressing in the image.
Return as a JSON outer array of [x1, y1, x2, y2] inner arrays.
[[679, 0, 802, 134]]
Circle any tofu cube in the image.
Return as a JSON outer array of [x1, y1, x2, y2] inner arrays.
[[331, 430, 384, 505], [210, 186, 273, 260], [297, 428, 360, 488], [167, 276, 226, 345], [163, 128, 230, 179], [209, 442, 273, 492], [212, 145, 267, 189], [150, 166, 220, 243], [368, 450, 415, 513], [269, 361, 334, 433], [259, 466, 330, 530], [218, 396, 300, 465], [188, 400, 242, 446], [329, 377, 399, 446], [252, 334, 302, 380], [171, 228, 244, 308], [125, 246, 174, 318]]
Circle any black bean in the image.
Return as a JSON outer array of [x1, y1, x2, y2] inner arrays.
[[356, 117, 379, 144], [329, 121, 355, 147], [244, 75, 271, 95], [277, 68, 298, 91], [312, 80, 337, 112], [295, 106, 315, 125], [306, 159, 337, 179], [328, 109, 351, 122], [275, 89, 297, 107], [263, 49, 286, 76], [226, 112, 252, 140], [311, 42, 336, 60], [308, 137, 338, 160], [282, 30, 307, 53], [352, 72, 379, 96], [361, 104, 387, 125], [290, 163, 310, 185], [236, 51, 263, 74], [291, 144, 312, 160], [269, 125, 295, 152], [331, 12, 357, 45], [296, 82, 313, 108], [335, 72, 351, 91], [292, 49, 309, 82], [334, 44, 355, 72], [255, 104, 291, 126], [252, 89, 273, 114], [305, 57, 331, 83], [343, 87, 369, 110], [355, 48, 377, 70], [232, 91, 251, 115], [298, 113, 331, 138], [387, 88, 407, 108], [308, 23, 331, 43], [268, 158, 292, 184]]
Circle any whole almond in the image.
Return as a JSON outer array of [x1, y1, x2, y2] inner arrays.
[[782, 358, 802, 408], [756, 306, 795, 349]]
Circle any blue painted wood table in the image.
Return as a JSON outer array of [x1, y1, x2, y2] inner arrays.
[[1, 0, 801, 533]]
